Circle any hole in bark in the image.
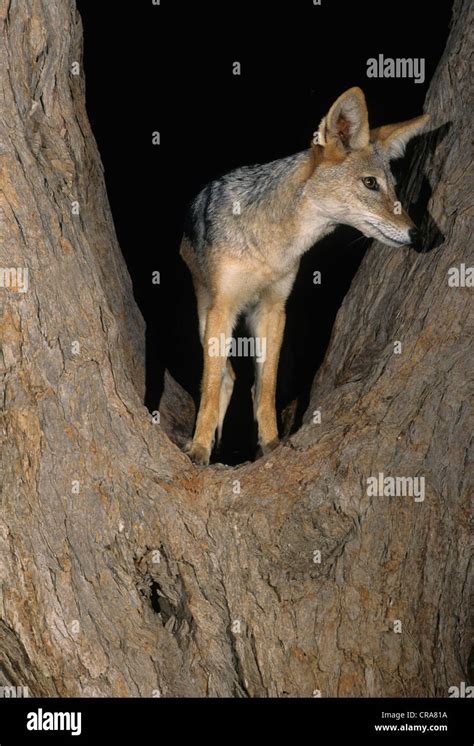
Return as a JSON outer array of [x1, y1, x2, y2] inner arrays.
[[139, 569, 191, 634], [145, 580, 177, 628], [149, 581, 162, 615], [135, 552, 192, 630], [138, 578, 163, 615]]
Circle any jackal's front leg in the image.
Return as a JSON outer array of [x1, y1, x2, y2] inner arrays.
[[188, 304, 234, 465], [252, 302, 286, 454]]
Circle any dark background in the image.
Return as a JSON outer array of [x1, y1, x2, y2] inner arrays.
[[76, 0, 453, 464]]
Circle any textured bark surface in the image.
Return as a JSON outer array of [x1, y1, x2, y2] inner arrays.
[[0, 0, 471, 697]]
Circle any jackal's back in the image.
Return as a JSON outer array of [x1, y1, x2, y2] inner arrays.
[[182, 152, 310, 270]]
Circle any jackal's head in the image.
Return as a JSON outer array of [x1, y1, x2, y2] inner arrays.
[[310, 87, 429, 247]]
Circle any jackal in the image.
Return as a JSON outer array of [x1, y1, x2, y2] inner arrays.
[[180, 87, 429, 465]]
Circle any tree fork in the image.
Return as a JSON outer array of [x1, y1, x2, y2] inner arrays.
[[0, 0, 472, 697]]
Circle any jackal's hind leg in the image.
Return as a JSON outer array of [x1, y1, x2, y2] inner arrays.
[[217, 360, 235, 446], [188, 302, 236, 465], [250, 301, 286, 454]]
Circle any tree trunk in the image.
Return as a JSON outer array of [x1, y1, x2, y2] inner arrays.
[[0, 0, 471, 697]]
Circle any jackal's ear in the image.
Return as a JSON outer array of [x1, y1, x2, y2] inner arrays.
[[318, 87, 370, 151], [371, 114, 430, 159]]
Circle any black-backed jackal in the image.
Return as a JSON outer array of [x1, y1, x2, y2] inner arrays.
[[180, 87, 429, 465]]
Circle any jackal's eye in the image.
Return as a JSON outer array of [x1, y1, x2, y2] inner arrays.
[[362, 176, 379, 191]]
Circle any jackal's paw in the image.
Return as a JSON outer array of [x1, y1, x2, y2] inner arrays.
[[259, 438, 279, 456], [186, 442, 210, 466]]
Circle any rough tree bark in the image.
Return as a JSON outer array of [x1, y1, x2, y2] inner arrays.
[[0, 0, 471, 697]]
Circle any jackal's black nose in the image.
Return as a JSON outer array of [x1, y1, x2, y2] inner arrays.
[[408, 227, 420, 247]]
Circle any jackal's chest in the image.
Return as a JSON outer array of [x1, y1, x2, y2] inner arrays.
[[216, 254, 299, 309]]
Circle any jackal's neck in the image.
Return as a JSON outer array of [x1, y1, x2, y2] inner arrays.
[[280, 150, 335, 256], [235, 149, 334, 263], [264, 150, 315, 212]]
